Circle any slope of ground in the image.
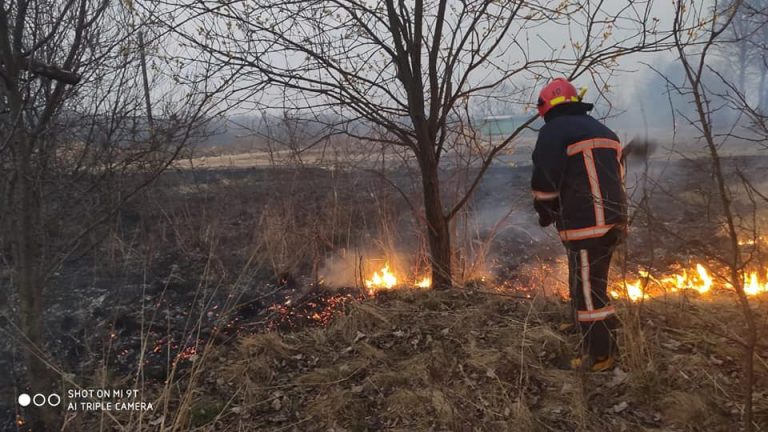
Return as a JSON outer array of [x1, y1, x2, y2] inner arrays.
[[139, 288, 768, 432]]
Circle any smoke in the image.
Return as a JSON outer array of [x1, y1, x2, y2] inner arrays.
[[318, 248, 426, 289], [615, 55, 767, 144], [318, 252, 359, 288], [445, 164, 565, 284]]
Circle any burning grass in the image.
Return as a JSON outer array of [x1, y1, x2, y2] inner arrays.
[[158, 287, 768, 431], [612, 262, 768, 301], [364, 263, 432, 294]]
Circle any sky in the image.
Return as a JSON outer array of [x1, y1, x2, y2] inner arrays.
[[147, 0, 762, 144]]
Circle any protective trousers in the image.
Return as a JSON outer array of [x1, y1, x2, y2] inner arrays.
[[566, 233, 619, 359]]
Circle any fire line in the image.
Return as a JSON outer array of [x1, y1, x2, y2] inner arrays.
[[611, 263, 768, 301]]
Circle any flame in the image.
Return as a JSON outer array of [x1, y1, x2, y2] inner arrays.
[[738, 235, 768, 246], [364, 263, 432, 293], [415, 277, 432, 288], [624, 281, 648, 301], [660, 263, 712, 295], [693, 263, 713, 294], [610, 277, 649, 302], [744, 270, 768, 296], [614, 263, 768, 301], [365, 264, 398, 291]]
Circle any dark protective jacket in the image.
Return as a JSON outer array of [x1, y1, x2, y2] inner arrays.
[[531, 103, 627, 244]]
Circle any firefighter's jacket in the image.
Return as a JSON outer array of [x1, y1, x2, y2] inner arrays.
[[531, 104, 627, 243]]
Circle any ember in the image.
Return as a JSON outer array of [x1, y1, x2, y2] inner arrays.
[[266, 291, 359, 331]]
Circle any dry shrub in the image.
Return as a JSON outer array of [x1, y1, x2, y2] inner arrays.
[[616, 304, 655, 375], [256, 198, 311, 277]]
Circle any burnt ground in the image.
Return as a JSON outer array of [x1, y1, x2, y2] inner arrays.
[[1, 153, 767, 430]]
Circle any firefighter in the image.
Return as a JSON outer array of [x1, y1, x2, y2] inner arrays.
[[531, 78, 627, 372]]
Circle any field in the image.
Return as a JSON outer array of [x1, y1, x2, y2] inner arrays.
[[3, 151, 767, 430], [4, 1, 768, 430]]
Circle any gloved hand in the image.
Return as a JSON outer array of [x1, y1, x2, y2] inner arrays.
[[534, 199, 558, 227], [538, 213, 554, 227]]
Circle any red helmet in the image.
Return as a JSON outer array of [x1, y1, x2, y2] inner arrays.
[[537, 78, 581, 117]]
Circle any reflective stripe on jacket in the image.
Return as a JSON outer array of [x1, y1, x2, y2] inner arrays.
[[531, 109, 627, 241]]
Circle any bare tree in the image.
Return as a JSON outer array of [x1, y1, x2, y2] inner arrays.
[[721, 0, 768, 109], [664, 0, 767, 429], [0, 1, 216, 428], [153, 0, 675, 288]]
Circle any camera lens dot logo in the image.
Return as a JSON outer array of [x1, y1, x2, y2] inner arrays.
[[18, 393, 61, 407], [33, 394, 47, 407], [47, 394, 62, 407]]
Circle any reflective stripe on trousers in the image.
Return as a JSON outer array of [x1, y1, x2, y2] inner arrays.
[[567, 237, 618, 358]]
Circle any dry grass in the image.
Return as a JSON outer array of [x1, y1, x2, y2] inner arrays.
[[122, 288, 765, 431], [70, 284, 768, 431]]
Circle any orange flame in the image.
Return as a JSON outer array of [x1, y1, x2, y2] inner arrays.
[[364, 263, 431, 294], [659, 263, 712, 295], [744, 270, 768, 296], [415, 276, 432, 288], [615, 281, 648, 302], [365, 264, 397, 291], [613, 264, 768, 301], [738, 235, 768, 246]]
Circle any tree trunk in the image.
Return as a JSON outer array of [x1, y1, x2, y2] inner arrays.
[[419, 155, 452, 289], [737, 41, 747, 95], [758, 70, 767, 114], [138, 30, 154, 130]]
